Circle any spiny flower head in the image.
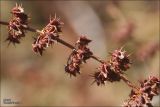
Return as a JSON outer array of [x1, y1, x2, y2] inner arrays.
[[32, 15, 63, 55], [65, 50, 81, 77], [65, 36, 93, 77], [139, 76, 160, 99], [110, 47, 131, 71], [6, 4, 29, 45], [76, 36, 93, 62], [123, 76, 160, 107], [92, 63, 121, 86], [47, 15, 64, 33], [92, 48, 131, 86]]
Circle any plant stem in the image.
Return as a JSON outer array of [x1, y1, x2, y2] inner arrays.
[[0, 20, 137, 88], [0, 21, 8, 25], [120, 74, 138, 90], [0, 20, 104, 63]]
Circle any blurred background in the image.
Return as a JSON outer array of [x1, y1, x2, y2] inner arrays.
[[0, 0, 159, 106]]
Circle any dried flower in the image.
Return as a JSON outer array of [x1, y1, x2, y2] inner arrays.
[[1, 4, 159, 107], [92, 48, 131, 86], [76, 36, 93, 62], [65, 36, 93, 77], [6, 4, 29, 45], [32, 15, 63, 55], [110, 47, 131, 71], [65, 50, 81, 77], [123, 76, 160, 107], [92, 63, 121, 86]]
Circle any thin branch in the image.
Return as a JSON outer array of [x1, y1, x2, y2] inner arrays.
[[91, 55, 105, 63], [0, 21, 41, 33], [120, 74, 138, 90], [26, 26, 42, 33], [0, 21, 8, 25], [0, 20, 104, 63], [54, 37, 75, 49], [1, 20, 138, 89]]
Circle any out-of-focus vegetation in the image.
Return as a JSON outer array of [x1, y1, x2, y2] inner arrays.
[[1, 1, 159, 106]]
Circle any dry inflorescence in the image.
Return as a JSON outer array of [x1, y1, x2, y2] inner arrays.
[[92, 48, 131, 86], [0, 4, 159, 107], [32, 16, 63, 55], [65, 36, 93, 76], [124, 76, 160, 107], [6, 4, 29, 44]]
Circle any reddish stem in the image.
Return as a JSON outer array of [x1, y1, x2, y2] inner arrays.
[[0, 20, 104, 63], [0, 20, 137, 89]]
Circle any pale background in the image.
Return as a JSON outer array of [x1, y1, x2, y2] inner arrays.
[[0, 0, 159, 106]]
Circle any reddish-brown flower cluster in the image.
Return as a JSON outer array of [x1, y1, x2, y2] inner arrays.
[[93, 48, 131, 86], [65, 36, 93, 77], [32, 16, 63, 55], [6, 4, 29, 44], [124, 76, 160, 107], [110, 48, 131, 71], [93, 62, 121, 86]]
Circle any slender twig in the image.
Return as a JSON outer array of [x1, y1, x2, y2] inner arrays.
[[91, 55, 105, 63], [26, 26, 42, 33], [1, 20, 138, 89], [0, 20, 137, 88], [0, 20, 105, 64], [0, 21, 8, 25], [0, 21, 42, 33], [120, 74, 138, 90], [1, 4, 159, 106]]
